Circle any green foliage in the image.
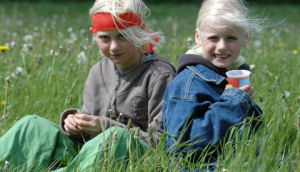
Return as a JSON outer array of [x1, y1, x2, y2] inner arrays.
[[0, 1, 299, 171]]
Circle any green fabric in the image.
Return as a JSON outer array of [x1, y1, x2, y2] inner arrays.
[[54, 126, 149, 172], [0, 115, 78, 171], [0, 116, 149, 171]]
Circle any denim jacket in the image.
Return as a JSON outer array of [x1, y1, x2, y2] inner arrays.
[[162, 62, 262, 160]]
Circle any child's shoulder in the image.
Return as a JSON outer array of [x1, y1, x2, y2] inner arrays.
[[147, 54, 175, 75]]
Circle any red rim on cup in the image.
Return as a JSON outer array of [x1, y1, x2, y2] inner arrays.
[[226, 70, 251, 88]]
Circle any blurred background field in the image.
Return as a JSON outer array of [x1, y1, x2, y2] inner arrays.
[[0, 1, 299, 171]]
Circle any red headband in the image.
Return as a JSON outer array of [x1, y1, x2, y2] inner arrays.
[[90, 12, 159, 54], [90, 12, 144, 33]]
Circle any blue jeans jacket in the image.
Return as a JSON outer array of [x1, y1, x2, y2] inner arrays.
[[162, 64, 262, 161]]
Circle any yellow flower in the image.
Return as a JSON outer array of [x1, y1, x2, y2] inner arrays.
[[1, 100, 6, 106], [279, 42, 284, 48], [293, 50, 298, 55], [0, 46, 10, 51]]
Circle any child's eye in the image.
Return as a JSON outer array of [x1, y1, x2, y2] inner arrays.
[[227, 36, 237, 41], [98, 35, 110, 42], [207, 36, 218, 42]]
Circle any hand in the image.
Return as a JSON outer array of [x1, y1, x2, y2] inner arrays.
[[240, 84, 254, 98], [64, 114, 83, 136], [73, 114, 105, 137]]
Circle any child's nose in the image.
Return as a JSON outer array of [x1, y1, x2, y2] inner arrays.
[[216, 39, 227, 51], [110, 40, 120, 51]]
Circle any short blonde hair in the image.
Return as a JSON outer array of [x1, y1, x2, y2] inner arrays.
[[196, 0, 261, 36], [89, 0, 159, 49]]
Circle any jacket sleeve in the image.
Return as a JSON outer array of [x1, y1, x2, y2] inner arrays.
[[142, 72, 175, 145], [164, 87, 256, 154], [59, 67, 95, 140]]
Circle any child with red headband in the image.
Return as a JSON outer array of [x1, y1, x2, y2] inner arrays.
[[0, 0, 175, 171]]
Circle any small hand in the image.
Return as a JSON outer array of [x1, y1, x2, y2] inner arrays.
[[64, 114, 83, 136], [240, 84, 254, 98], [73, 114, 105, 137]]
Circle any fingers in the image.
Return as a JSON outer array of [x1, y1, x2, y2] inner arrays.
[[240, 84, 254, 98], [74, 114, 103, 136], [64, 115, 82, 135]]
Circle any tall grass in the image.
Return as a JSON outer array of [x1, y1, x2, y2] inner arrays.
[[0, 1, 299, 171]]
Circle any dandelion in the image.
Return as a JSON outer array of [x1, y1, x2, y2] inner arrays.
[[77, 51, 88, 64], [9, 41, 16, 48], [282, 91, 290, 99], [0, 45, 10, 52], [293, 50, 298, 55], [1, 100, 6, 106], [186, 36, 194, 46], [21, 43, 32, 54], [50, 49, 59, 57], [23, 34, 33, 43], [254, 40, 261, 47], [67, 27, 73, 33], [3, 160, 10, 171], [16, 66, 24, 75]]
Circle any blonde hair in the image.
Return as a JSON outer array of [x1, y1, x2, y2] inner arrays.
[[89, 0, 159, 49], [197, 0, 260, 35], [188, 0, 261, 53]]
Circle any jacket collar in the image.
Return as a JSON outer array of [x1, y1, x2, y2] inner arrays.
[[187, 65, 227, 85]]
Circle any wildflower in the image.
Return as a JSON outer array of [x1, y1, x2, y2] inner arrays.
[[16, 66, 24, 75], [279, 42, 284, 48], [2, 160, 10, 171], [0, 45, 10, 52], [293, 50, 298, 55], [67, 27, 73, 33], [50, 49, 59, 57], [21, 43, 32, 54], [5, 76, 10, 84], [77, 51, 88, 64], [254, 40, 261, 47], [282, 91, 290, 98], [1, 100, 6, 106], [23, 34, 33, 43], [9, 41, 16, 48]]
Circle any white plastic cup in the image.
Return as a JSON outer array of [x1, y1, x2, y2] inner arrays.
[[226, 70, 251, 88]]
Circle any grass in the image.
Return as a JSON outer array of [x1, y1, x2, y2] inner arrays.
[[0, 1, 299, 171]]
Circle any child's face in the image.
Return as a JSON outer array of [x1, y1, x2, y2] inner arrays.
[[95, 30, 142, 69], [195, 21, 249, 69]]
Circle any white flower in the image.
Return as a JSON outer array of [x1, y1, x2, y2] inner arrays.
[[50, 49, 59, 57], [254, 40, 261, 47], [77, 51, 88, 64], [67, 27, 73, 33], [80, 29, 86, 35], [21, 43, 32, 54], [9, 41, 16, 48], [16, 67, 24, 74], [283, 91, 290, 98], [23, 34, 33, 43], [16, 66, 24, 75], [4, 160, 10, 169], [10, 73, 17, 78]]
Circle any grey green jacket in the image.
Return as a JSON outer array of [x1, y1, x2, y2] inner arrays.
[[60, 54, 175, 145]]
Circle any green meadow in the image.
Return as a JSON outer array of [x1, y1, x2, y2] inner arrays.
[[0, 1, 299, 171]]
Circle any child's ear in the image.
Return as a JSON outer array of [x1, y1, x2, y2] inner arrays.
[[195, 28, 202, 46]]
